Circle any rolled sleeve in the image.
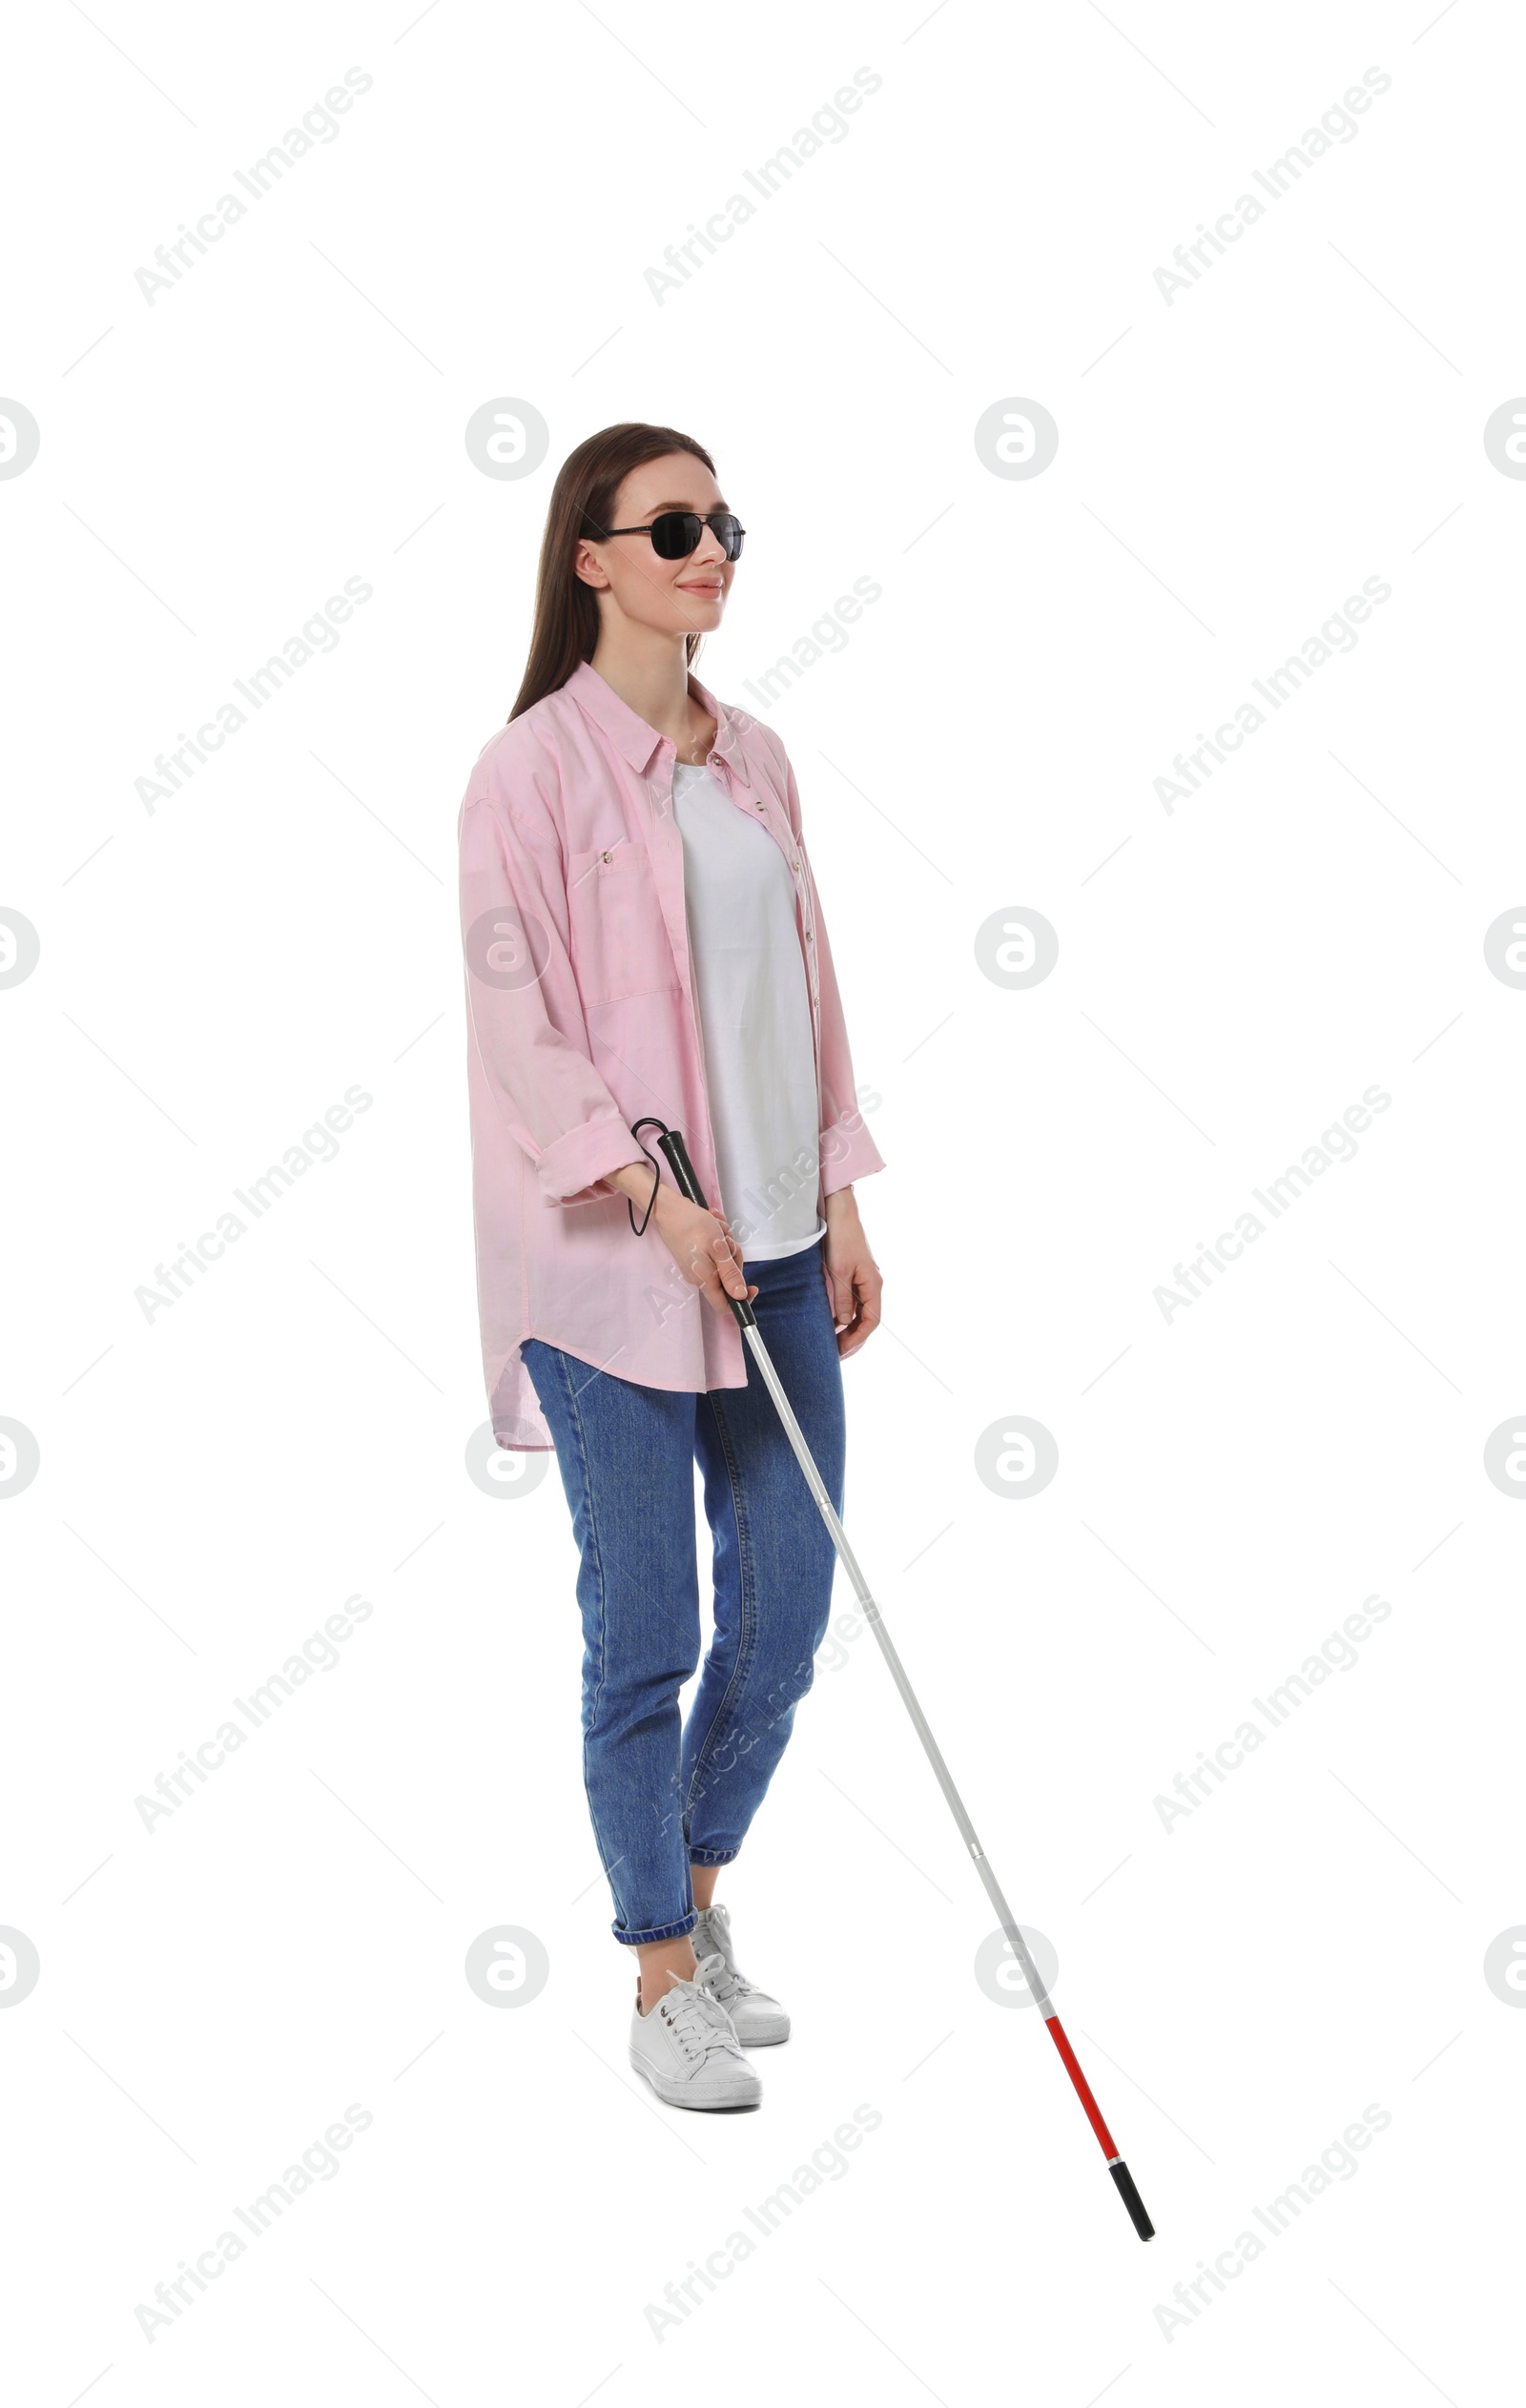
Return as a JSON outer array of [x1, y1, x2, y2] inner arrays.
[[820, 1103, 886, 1197], [537, 1116, 648, 1207], [460, 786, 641, 1209]]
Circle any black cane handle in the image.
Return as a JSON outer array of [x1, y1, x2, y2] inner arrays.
[[634, 1119, 757, 1329]]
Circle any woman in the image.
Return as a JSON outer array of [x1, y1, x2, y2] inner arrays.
[[458, 422, 885, 2110]]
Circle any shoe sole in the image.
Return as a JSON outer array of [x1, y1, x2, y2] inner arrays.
[[734, 2023, 790, 2047], [628, 2048, 762, 2111]]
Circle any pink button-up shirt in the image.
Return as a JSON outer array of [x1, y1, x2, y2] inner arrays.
[[458, 660, 887, 1451]]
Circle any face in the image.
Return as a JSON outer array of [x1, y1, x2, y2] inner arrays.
[[574, 451, 737, 643]]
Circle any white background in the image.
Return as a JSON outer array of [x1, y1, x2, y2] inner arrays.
[[4, 1, 1522, 2400]]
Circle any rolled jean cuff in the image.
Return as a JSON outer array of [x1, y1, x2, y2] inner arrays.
[[688, 1846, 740, 1868], [611, 1909, 696, 1948]]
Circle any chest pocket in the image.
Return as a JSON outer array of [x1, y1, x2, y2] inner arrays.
[[565, 841, 680, 1009]]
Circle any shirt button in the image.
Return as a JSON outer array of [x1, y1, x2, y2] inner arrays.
[[601, 850, 611, 862]]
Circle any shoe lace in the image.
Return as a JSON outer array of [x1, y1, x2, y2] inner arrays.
[[698, 1954, 753, 2008], [657, 1955, 744, 2063], [694, 1906, 754, 2008]]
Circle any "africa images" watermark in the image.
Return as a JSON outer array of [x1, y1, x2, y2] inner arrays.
[[741, 576, 883, 710], [1153, 68, 1392, 305], [134, 579, 374, 813], [134, 69, 375, 304], [134, 1085, 373, 1322], [1152, 1592, 1393, 1834], [134, 1594, 375, 1835], [1152, 2103, 1392, 2342], [134, 2103, 374, 2341], [1153, 1084, 1391, 1324], [644, 69, 883, 304], [645, 2103, 882, 2340], [1152, 578, 1392, 815]]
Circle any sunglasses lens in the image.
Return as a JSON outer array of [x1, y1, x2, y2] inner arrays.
[[646, 512, 745, 560], [650, 512, 702, 560]]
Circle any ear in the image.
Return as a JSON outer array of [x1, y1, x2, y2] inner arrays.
[[574, 538, 610, 590]]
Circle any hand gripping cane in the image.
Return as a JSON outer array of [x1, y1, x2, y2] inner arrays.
[[642, 1120, 1155, 2243]]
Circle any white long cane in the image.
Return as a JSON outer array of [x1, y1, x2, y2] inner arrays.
[[642, 1120, 1154, 2243]]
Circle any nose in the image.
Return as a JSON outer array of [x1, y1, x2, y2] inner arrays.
[[687, 525, 728, 569]]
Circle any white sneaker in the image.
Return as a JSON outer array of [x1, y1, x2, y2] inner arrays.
[[691, 1903, 790, 2046], [629, 1952, 762, 2110]]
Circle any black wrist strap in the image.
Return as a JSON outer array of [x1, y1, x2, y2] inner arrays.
[[616, 1112, 669, 1232], [629, 1158, 660, 1236]]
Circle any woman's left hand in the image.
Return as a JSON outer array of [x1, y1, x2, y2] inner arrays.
[[823, 1188, 881, 1359]]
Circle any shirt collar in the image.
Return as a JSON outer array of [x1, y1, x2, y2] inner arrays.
[[565, 658, 741, 772]]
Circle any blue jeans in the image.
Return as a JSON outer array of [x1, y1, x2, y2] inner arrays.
[[522, 1235, 846, 1946]]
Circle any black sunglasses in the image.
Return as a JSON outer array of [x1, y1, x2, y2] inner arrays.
[[593, 509, 746, 563]]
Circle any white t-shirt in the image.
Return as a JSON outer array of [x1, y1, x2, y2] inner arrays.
[[671, 760, 827, 1262]]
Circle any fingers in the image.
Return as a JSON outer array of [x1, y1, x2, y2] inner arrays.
[[701, 1228, 757, 1315], [826, 1252, 853, 1329], [830, 1255, 882, 1357], [732, 1232, 759, 1305], [662, 1207, 757, 1315], [710, 1228, 743, 1292], [852, 1279, 882, 1338]]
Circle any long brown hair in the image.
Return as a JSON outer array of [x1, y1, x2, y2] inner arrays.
[[508, 422, 716, 721]]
